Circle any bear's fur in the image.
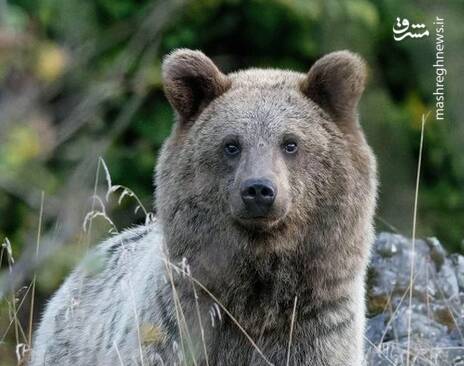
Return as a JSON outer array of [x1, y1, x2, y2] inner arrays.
[[31, 49, 377, 366]]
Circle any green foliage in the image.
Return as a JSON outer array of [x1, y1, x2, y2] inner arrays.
[[0, 0, 463, 360], [0, 0, 462, 248], [0, 0, 462, 255]]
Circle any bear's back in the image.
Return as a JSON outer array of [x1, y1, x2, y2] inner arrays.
[[31, 223, 169, 366]]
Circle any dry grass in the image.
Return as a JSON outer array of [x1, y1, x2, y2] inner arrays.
[[406, 112, 429, 366], [1, 113, 461, 366]]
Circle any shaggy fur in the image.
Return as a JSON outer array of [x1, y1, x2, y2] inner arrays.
[[31, 49, 377, 366]]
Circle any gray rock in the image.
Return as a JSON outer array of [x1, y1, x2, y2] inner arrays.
[[450, 254, 464, 291], [436, 258, 460, 300], [426, 237, 447, 270], [366, 232, 464, 366]]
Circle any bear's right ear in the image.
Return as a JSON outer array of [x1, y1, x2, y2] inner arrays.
[[301, 50, 367, 134], [162, 49, 231, 125]]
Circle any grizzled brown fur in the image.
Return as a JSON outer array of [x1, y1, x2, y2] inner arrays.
[[31, 49, 377, 366]]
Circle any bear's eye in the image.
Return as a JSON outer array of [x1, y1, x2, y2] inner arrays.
[[283, 141, 298, 154], [224, 142, 241, 157]]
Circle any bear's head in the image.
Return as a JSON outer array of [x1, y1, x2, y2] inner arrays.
[[156, 49, 376, 265]]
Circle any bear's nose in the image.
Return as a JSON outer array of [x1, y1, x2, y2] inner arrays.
[[240, 178, 276, 216]]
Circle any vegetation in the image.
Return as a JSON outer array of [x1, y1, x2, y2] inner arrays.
[[0, 0, 463, 364]]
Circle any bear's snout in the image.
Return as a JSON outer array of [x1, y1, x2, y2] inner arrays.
[[240, 178, 277, 217]]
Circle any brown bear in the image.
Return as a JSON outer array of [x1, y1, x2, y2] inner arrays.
[[31, 49, 377, 366]]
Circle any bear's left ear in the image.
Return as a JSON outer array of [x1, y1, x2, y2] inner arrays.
[[301, 50, 367, 134], [162, 49, 231, 125]]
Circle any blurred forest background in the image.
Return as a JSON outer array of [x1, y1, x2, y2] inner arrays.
[[0, 0, 463, 364]]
